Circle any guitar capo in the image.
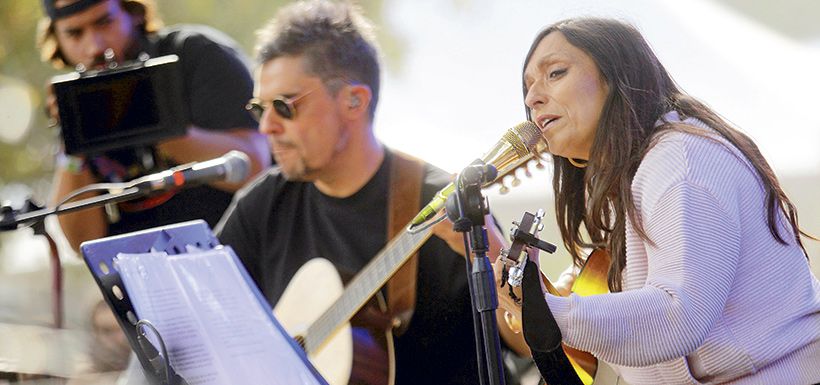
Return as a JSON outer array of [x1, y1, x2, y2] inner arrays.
[[500, 209, 557, 292]]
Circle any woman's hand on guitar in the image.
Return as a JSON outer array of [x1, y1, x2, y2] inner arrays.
[[520, 242, 577, 297], [553, 264, 579, 297]]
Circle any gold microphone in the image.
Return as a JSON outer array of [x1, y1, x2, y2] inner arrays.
[[410, 121, 545, 226]]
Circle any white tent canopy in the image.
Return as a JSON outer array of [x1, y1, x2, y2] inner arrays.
[[377, 0, 820, 181]]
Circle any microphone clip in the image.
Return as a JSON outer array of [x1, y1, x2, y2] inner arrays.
[[458, 159, 498, 188], [0, 198, 46, 233], [445, 160, 496, 231]]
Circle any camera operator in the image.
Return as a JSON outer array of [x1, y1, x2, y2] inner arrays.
[[37, 0, 270, 252]]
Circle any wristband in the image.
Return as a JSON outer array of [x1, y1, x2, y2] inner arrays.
[[56, 152, 87, 174]]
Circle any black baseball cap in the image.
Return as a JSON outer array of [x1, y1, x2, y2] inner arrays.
[[43, 0, 107, 20]]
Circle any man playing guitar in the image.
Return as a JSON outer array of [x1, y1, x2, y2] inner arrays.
[[216, 1, 524, 384]]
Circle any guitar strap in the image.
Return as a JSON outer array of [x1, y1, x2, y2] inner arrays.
[[386, 150, 425, 336], [521, 259, 584, 385]]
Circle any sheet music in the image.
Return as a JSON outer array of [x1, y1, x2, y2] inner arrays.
[[116, 247, 324, 385]]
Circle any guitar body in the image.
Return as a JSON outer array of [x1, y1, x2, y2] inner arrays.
[[500, 249, 611, 385], [274, 258, 394, 385]]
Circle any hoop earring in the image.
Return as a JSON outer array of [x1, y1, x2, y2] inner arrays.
[[567, 157, 588, 168]]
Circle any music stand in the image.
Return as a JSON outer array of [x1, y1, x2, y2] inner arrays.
[[80, 220, 327, 385]]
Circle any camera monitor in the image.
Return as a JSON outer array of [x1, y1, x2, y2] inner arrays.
[[52, 55, 188, 155]]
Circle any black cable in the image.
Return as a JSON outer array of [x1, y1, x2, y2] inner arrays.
[[406, 211, 446, 234], [54, 181, 129, 210]]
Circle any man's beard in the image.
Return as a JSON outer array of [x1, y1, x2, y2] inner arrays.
[[277, 155, 317, 182]]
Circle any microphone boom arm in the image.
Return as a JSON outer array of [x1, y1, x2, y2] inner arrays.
[[1, 186, 143, 231], [1, 151, 250, 231]]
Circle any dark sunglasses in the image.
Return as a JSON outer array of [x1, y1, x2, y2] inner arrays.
[[245, 87, 318, 121]]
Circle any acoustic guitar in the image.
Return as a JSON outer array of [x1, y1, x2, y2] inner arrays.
[[275, 123, 548, 385], [497, 211, 610, 385], [275, 257, 403, 385]]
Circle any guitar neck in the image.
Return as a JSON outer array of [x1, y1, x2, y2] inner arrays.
[[303, 224, 433, 353]]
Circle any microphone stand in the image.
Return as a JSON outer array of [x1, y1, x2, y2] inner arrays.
[[0, 186, 143, 232], [0, 199, 64, 329], [1, 188, 145, 334], [1, 187, 186, 385], [446, 162, 505, 385]]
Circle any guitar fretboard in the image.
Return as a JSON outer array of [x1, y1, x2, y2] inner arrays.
[[303, 224, 433, 353]]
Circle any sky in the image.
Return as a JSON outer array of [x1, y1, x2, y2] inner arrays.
[[375, 0, 820, 183]]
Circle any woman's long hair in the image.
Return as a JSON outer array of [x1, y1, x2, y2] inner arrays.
[[522, 18, 809, 292]]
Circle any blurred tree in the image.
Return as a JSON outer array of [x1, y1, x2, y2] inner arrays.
[[155, 0, 403, 70], [0, 1, 60, 202]]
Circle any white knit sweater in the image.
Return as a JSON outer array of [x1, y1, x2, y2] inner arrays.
[[544, 112, 820, 384]]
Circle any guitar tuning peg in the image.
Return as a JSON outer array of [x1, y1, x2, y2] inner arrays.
[[535, 161, 545, 170], [509, 224, 518, 236], [537, 223, 545, 232], [499, 184, 509, 194], [511, 176, 521, 187], [524, 168, 532, 178]]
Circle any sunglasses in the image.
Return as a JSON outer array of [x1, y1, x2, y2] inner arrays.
[[245, 87, 318, 121]]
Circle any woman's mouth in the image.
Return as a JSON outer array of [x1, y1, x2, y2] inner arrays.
[[537, 115, 561, 132]]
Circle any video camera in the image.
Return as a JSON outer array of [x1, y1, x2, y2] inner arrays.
[[51, 54, 188, 156]]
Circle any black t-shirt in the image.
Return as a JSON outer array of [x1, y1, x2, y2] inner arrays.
[[216, 150, 486, 384], [100, 25, 257, 235]]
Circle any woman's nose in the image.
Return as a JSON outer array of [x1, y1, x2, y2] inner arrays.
[[524, 80, 547, 110]]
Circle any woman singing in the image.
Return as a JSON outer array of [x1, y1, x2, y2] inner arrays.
[[520, 17, 819, 385]]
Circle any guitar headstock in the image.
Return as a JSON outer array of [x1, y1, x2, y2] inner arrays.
[[495, 150, 548, 195]]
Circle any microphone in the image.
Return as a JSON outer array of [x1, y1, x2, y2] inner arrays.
[[128, 150, 251, 193], [410, 121, 545, 226]]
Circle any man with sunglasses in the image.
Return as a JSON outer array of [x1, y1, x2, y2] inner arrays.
[[216, 1, 523, 384]]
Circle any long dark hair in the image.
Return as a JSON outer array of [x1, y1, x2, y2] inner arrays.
[[522, 18, 810, 292]]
